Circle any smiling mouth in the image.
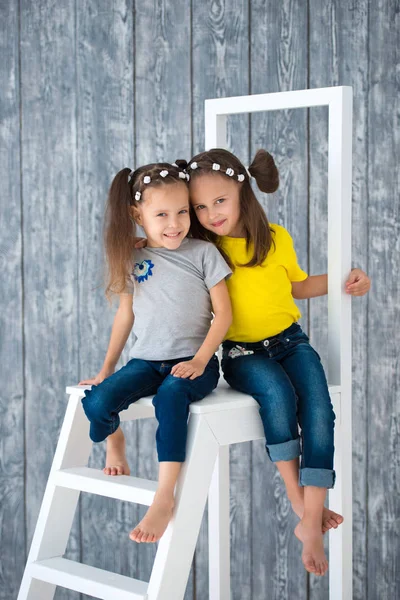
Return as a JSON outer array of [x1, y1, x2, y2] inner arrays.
[[211, 219, 226, 228], [164, 232, 182, 238]]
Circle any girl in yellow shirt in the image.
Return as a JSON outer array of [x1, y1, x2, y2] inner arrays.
[[186, 148, 370, 577]]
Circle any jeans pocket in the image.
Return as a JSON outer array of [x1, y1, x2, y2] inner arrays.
[[285, 330, 310, 349], [288, 328, 309, 341]]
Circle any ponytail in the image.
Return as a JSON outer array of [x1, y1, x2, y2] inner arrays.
[[248, 149, 279, 194], [104, 167, 136, 300]]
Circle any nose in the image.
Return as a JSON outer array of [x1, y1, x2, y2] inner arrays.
[[208, 208, 218, 221], [167, 215, 179, 228]]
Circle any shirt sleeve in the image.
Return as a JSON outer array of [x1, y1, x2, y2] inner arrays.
[[202, 242, 232, 290], [121, 264, 135, 294], [279, 226, 308, 282]]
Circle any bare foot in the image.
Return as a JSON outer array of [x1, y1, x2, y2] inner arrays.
[[129, 494, 174, 543], [321, 507, 343, 533], [294, 519, 328, 576], [291, 502, 343, 534], [103, 427, 130, 476]]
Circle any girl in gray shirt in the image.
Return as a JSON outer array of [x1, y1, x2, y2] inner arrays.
[[80, 161, 232, 545]]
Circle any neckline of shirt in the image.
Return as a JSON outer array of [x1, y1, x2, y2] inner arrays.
[[145, 238, 190, 251], [221, 236, 248, 243]]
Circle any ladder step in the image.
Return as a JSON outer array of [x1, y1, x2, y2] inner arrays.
[[53, 467, 157, 505], [29, 557, 148, 599]]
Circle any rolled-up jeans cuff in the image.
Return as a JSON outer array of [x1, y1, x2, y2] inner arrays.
[[266, 437, 301, 462], [299, 468, 336, 489]]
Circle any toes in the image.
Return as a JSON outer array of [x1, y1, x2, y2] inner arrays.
[[129, 527, 140, 542], [329, 518, 338, 529], [324, 519, 334, 531], [335, 515, 344, 524], [304, 558, 317, 574], [330, 511, 343, 524], [103, 467, 111, 476], [137, 529, 146, 543], [315, 559, 328, 576], [141, 532, 150, 543]]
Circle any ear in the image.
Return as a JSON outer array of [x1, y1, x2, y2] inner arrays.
[[131, 206, 142, 225]]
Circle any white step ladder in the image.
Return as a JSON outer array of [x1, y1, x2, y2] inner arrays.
[[18, 380, 349, 600]]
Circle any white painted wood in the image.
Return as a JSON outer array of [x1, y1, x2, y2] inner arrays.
[[209, 447, 230, 600], [204, 104, 227, 151], [29, 557, 148, 600], [205, 86, 346, 116], [54, 467, 158, 506], [147, 414, 219, 600], [67, 384, 342, 415], [328, 391, 349, 599], [206, 406, 265, 446], [18, 393, 93, 600], [204, 86, 353, 600], [327, 87, 353, 600]]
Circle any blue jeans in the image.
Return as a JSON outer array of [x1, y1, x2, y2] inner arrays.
[[221, 323, 336, 488], [82, 354, 220, 462]]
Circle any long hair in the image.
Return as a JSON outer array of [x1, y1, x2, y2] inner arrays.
[[104, 162, 188, 299], [187, 148, 279, 267]]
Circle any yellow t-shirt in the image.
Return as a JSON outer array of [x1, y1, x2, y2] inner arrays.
[[220, 224, 308, 342]]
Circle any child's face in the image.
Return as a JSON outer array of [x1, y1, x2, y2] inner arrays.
[[133, 183, 190, 249], [189, 174, 243, 237]]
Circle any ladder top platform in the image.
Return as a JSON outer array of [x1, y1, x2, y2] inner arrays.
[[66, 382, 341, 415]]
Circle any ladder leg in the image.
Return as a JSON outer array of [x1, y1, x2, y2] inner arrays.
[[18, 392, 92, 600], [209, 445, 230, 600], [147, 413, 220, 600], [329, 391, 352, 600], [18, 574, 56, 600]]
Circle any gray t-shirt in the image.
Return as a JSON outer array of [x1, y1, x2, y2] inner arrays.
[[126, 238, 232, 361]]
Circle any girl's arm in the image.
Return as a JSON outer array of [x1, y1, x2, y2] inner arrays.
[[79, 293, 134, 385], [171, 279, 232, 380], [291, 268, 371, 300]]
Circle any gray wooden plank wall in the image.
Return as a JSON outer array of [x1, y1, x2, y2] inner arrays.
[[0, 1, 398, 599]]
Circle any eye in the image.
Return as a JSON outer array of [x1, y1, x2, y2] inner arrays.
[[179, 209, 188, 214], [157, 213, 167, 217], [215, 198, 225, 204], [195, 205, 205, 211]]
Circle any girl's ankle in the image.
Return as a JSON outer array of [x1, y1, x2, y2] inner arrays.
[[299, 515, 322, 530]]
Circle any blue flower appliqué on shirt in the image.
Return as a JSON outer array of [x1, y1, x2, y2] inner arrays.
[[133, 259, 154, 283]]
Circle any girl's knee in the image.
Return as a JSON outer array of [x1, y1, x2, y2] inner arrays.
[[82, 388, 114, 422], [257, 383, 296, 415], [154, 377, 194, 405]]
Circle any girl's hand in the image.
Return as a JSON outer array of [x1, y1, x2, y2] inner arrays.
[[171, 358, 206, 380], [78, 369, 114, 386], [345, 268, 371, 296], [134, 237, 147, 249]]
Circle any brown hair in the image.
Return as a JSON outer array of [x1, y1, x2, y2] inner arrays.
[[187, 148, 279, 267], [104, 162, 189, 299]]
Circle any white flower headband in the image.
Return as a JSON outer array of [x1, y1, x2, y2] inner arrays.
[[188, 161, 247, 182], [129, 167, 189, 201]]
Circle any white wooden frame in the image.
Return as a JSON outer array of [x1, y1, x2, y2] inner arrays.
[[205, 87, 353, 600], [18, 87, 352, 600]]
